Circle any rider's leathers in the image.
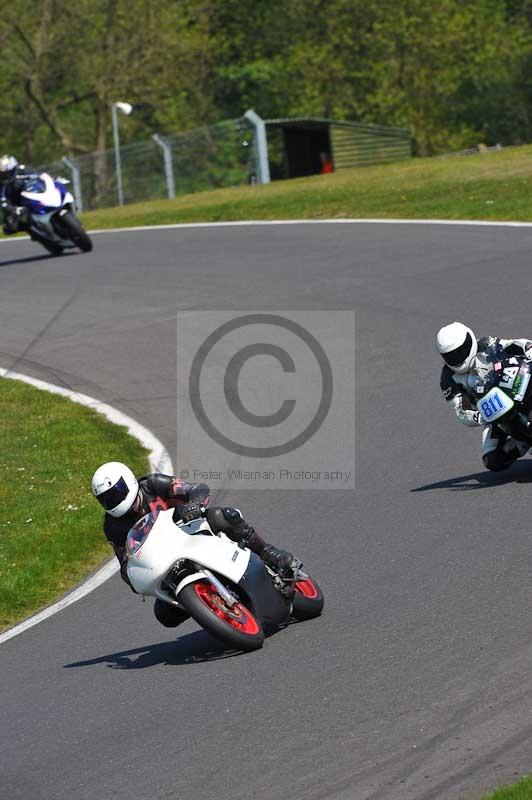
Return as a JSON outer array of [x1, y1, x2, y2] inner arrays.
[[440, 337, 532, 470]]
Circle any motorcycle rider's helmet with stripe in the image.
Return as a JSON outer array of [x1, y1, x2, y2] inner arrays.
[[436, 321, 478, 373], [0, 154, 18, 184], [92, 462, 139, 518]]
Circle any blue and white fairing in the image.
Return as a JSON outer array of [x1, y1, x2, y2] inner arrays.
[[20, 173, 74, 214], [12, 171, 88, 252]]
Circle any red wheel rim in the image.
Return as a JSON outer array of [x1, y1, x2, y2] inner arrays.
[[295, 578, 319, 599], [194, 582, 260, 635]]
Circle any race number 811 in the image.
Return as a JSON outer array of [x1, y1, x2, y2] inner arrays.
[[480, 395, 504, 419], [478, 388, 513, 422]]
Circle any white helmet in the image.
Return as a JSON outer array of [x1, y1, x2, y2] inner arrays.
[[0, 154, 18, 184], [91, 462, 139, 517], [436, 322, 478, 373]]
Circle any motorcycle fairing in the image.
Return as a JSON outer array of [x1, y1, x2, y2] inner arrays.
[[237, 553, 291, 632], [21, 173, 63, 213], [17, 171, 77, 248], [126, 508, 251, 597], [514, 371, 531, 402]]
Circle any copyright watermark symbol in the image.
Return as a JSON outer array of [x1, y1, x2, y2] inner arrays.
[[177, 311, 355, 490]]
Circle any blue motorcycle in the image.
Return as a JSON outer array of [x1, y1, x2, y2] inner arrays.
[[19, 172, 92, 255]]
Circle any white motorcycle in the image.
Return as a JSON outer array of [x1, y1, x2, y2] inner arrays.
[[16, 172, 92, 255], [126, 508, 324, 652]]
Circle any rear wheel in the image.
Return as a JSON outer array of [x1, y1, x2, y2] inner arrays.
[[179, 580, 264, 652], [291, 576, 324, 620], [54, 211, 93, 252]]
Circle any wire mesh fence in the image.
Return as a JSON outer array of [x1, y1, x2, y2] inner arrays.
[[36, 117, 256, 212]]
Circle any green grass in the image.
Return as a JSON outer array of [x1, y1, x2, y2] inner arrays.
[[78, 144, 532, 231], [0, 377, 149, 631], [481, 777, 532, 799]]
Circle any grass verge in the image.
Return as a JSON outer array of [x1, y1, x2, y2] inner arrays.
[[481, 777, 532, 799], [78, 144, 532, 231], [0, 377, 149, 632]]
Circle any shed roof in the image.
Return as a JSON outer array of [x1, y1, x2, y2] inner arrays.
[[264, 117, 410, 138]]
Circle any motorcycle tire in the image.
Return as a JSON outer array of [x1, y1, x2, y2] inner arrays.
[[291, 575, 324, 621], [54, 211, 93, 252], [178, 579, 265, 652]]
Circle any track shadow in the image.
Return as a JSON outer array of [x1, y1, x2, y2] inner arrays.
[[64, 618, 299, 670], [0, 250, 79, 268], [412, 459, 532, 492], [63, 629, 248, 670]]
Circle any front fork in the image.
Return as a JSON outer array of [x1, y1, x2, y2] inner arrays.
[[200, 568, 239, 607], [173, 564, 240, 608]]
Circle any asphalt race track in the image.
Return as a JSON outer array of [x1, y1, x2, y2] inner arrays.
[[3, 221, 532, 800]]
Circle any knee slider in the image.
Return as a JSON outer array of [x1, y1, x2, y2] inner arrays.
[[154, 601, 188, 628], [483, 451, 512, 472]]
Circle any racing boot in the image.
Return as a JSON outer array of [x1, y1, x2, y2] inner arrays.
[[502, 437, 529, 465], [240, 525, 298, 574], [4, 206, 29, 234], [3, 211, 17, 235], [483, 437, 529, 471]]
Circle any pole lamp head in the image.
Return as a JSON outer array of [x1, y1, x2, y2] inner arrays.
[[114, 102, 133, 116]]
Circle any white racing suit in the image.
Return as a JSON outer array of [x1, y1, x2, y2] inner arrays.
[[440, 336, 532, 471]]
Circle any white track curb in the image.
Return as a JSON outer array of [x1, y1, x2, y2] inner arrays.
[[0, 368, 173, 645], [2, 217, 532, 246], [87, 218, 532, 233]]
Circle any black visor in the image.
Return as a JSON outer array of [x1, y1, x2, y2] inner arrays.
[[96, 476, 129, 511], [442, 332, 473, 368]]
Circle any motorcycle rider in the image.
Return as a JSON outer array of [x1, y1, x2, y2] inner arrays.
[[437, 321, 532, 471], [91, 462, 297, 628], [0, 154, 37, 234]]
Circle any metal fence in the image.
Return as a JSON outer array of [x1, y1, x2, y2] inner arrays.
[[37, 117, 256, 212], [35, 113, 411, 212], [438, 142, 504, 158]]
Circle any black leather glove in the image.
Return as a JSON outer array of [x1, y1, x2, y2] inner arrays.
[[180, 501, 204, 523]]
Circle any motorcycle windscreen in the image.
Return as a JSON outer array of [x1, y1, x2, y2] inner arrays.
[[24, 178, 46, 193], [126, 511, 158, 556]]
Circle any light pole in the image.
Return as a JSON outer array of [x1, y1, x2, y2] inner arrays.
[[111, 101, 133, 206]]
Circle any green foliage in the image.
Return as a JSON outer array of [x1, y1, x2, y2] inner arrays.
[[0, 1, 532, 161]]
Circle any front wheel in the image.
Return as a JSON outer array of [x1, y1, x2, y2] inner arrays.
[[291, 575, 324, 620], [54, 211, 93, 252], [178, 580, 265, 652]]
